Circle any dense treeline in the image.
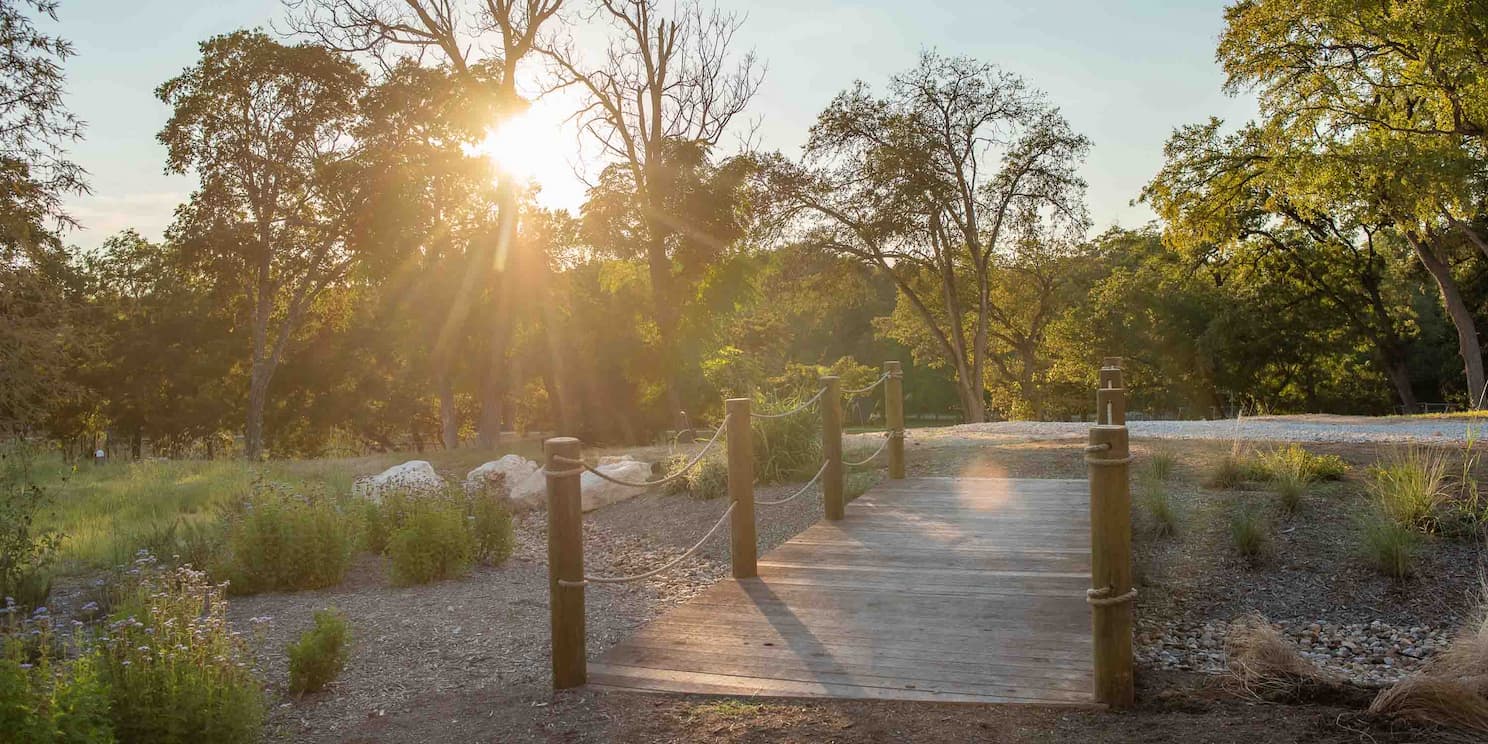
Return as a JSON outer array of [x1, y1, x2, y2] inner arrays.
[[5, 0, 1488, 458]]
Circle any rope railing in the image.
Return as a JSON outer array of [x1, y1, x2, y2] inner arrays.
[[549, 415, 729, 488], [756, 461, 829, 506], [842, 371, 890, 397], [843, 432, 894, 467], [749, 385, 827, 419], [558, 502, 736, 587]]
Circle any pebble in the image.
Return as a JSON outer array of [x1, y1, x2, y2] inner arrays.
[[1135, 618, 1451, 684]]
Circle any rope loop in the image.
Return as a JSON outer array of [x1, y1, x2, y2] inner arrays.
[[757, 461, 829, 506], [751, 386, 828, 419], [842, 372, 890, 397], [1084, 443, 1111, 453], [1085, 454, 1135, 466], [560, 502, 737, 587], [1086, 586, 1137, 606], [843, 434, 892, 467], [549, 415, 729, 487]]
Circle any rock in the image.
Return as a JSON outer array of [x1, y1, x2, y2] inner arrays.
[[353, 460, 445, 502], [463, 455, 539, 496], [507, 455, 656, 512]]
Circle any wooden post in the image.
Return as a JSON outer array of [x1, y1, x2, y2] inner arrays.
[[544, 436, 586, 689], [726, 398, 757, 578], [1087, 377, 1134, 708], [885, 361, 905, 480], [821, 376, 844, 521]]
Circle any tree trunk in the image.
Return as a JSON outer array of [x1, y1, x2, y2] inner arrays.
[[131, 427, 142, 460], [1411, 234, 1487, 407], [439, 375, 459, 450], [245, 363, 270, 460], [1378, 345, 1418, 412]]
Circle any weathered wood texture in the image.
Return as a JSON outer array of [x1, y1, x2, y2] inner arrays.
[[590, 476, 1096, 705]]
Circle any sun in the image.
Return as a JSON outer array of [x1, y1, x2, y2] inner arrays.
[[467, 97, 569, 184]]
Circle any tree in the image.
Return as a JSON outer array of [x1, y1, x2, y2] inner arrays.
[[283, 0, 564, 447], [771, 51, 1089, 422], [157, 30, 370, 458], [0, 0, 88, 429], [545, 0, 763, 424]]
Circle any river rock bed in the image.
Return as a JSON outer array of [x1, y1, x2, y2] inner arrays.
[[1138, 618, 1453, 684]]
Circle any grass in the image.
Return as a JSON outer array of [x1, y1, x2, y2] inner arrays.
[[1368, 447, 1450, 531], [1148, 450, 1177, 481], [1360, 512, 1420, 579], [1229, 503, 1269, 564], [32, 440, 549, 573], [1137, 476, 1179, 538], [1205, 453, 1250, 490]]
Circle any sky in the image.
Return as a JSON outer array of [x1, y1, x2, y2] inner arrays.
[[51, 0, 1257, 251]]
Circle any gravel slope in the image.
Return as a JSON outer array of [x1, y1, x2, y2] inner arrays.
[[929, 414, 1486, 444]]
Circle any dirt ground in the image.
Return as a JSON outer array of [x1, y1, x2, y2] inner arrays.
[[243, 435, 1486, 743]]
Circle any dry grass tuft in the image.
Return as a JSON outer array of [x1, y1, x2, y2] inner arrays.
[[1225, 614, 1327, 696], [1370, 605, 1488, 733]]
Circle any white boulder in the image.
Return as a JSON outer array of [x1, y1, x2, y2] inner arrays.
[[506, 454, 655, 512], [463, 454, 539, 496], [352, 460, 445, 502]]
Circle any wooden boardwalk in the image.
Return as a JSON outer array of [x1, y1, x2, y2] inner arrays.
[[589, 476, 1096, 705]]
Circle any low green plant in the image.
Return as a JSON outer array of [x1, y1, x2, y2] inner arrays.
[[1369, 448, 1449, 531], [1360, 512, 1420, 579], [1204, 454, 1248, 490], [287, 608, 350, 696], [386, 499, 474, 586], [1, 609, 114, 744], [1, 443, 61, 610], [220, 482, 354, 595], [1147, 450, 1177, 482], [1229, 504, 1268, 563], [663, 454, 728, 501], [1255, 444, 1348, 482], [465, 493, 514, 566], [1138, 477, 1179, 538], [97, 558, 265, 743], [845, 472, 880, 502]]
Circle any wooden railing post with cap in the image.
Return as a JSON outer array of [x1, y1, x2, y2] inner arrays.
[[544, 436, 586, 689], [885, 361, 905, 479], [821, 376, 845, 520], [725, 398, 757, 578], [1086, 358, 1134, 708]]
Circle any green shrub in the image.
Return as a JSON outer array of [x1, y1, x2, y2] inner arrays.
[[1255, 444, 1349, 482], [664, 455, 728, 501], [1229, 504, 1268, 563], [220, 483, 354, 595], [1147, 450, 1177, 482], [1369, 448, 1449, 531], [845, 472, 880, 502], [1, 443, 60, 610], [751, 392, 822, 484], [465, 494, 514, 566], [1360, 512, 1420, 579], [1138, 477, 1178, 538], [1, 614, 114, 744], [287, 608, 349, 696], [98, 560, 264, 743], [387, 499, 474, 586]]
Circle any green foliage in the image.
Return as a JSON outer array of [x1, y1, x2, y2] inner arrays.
[[1147, 450, 1176, 482], [845, 472, 880, 502], [1204, 454, 1249, 490], [665, 454, 728, 501], [1360, 512, 1420, 580], [1368, 448, 1449, 532], [1, 617, 114, 744], [1272, 469, 1307, 516], [386, 499, 474, 586], [220, 482, 354, 595], [1255, 445, 1348, 483], [287, 608, 349, 696], [97, 560, 264, 743], [1229, 504, 1269, 564], [1138, 477, 1178, 538], [464, 493, 514, 566], [751, 391, 822, 484], [0, 444, 59, 609]]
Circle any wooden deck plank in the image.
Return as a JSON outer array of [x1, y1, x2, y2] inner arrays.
[[591, 476, 1095, 706]]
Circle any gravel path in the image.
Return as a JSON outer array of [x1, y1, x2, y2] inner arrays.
[[924, 414, 1486, 444]]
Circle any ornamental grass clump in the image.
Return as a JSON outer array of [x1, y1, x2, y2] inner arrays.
[[1359, 512, 1420, 579], [1229, 503, 1268, 564], [1370, 600, 1488, 733], [1137, 476, 1179, 538], [287, 608, 349, 696], [751, 391, 822, 484], [1369, 448, 1450, 532]]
